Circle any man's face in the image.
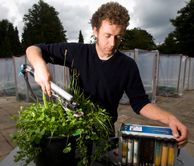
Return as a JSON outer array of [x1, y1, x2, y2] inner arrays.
[[93, 19, 125, 57]]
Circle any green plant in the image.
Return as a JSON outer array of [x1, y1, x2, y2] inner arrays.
[[12, 85, 113, 166]]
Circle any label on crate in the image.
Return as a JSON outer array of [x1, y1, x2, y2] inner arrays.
[[120, 123, 175, 139]]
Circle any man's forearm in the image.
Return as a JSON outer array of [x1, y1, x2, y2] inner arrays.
[[26, 45, 47, 69], [140, 103, 176, 125], [140, 103, 188, 145], [25, 45, 52, 96]]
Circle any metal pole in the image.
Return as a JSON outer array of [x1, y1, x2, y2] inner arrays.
[[177, 54, 182, 96], [12, 56, 18, 100], [182, 56, 188, 91], [152, 50, 160, 103]]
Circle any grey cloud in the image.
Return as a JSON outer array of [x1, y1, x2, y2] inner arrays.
[[147, 24, 175, 44], [0, 5, 9, 20], [0, 0, 189, 44], [51, 3, 91, 42], [0, 1, 91, 42], [132, 0, 187, 43], [0, 1, 38, 39]]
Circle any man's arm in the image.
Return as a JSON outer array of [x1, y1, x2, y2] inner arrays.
[[140, 103, 188, 146], [26, 46, 52, 96]]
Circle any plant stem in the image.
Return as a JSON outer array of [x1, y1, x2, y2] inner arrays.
[[42, 92, 48, 109]]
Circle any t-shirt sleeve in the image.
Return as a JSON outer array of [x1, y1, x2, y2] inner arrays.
[[34, 43, 78, 68], [125, 61, 150, 114]]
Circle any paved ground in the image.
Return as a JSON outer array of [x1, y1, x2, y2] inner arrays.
[[0, 98, 29, 160], [0, 90, 194, 161]]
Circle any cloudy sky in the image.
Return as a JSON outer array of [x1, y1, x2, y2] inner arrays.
[[0, 0, 189, 44]]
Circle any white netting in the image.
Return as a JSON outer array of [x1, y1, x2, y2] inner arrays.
[[184, 57, 194, 90], [12, 56, 71, 101], [0, 51, 193, 103], [158, 54, 187, 96], [120, 49, 159, 103], [0, 58, 15, 96], [134, 49, 159, 102], [13, 56, 28, 100]]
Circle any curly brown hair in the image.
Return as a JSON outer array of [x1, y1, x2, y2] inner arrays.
[[91, 2, 130, 30]]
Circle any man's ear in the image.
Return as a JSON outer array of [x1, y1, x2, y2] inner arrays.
[[93, 27, 98, 38]]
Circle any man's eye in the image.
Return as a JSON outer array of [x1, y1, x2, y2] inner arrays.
[[105, 35, 111, 38]]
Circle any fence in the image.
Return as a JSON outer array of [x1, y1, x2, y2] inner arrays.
[[157, 54, 187, 97], [0, 50, 194, 103], [0, 58, 16, 96], [122, 50, 194, 100], [184, 57, 194, 90], [13, 56, 71, 101], [122, 49, 159, 103]]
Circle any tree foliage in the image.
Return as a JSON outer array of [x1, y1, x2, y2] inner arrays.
[[157, 32, 181, 54], [22, 0, 67, 49], [78, 30, 84, 43], [0, 19, 22, 57], [170, 0, 194, 57], [119, 28, 156, 50]]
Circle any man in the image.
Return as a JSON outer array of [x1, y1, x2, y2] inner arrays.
[[26, 2, 188, 146]]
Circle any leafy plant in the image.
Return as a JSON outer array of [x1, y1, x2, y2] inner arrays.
[[12, 84, 113, 166]]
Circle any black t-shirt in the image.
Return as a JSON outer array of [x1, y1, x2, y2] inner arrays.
[[36, 43, 150, 122]]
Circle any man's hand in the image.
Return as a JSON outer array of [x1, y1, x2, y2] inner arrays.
[[168, 117, 188, 146], [34, 64, 52, 97], [26, 45, 52, 97], [140, 103, 189, 146]]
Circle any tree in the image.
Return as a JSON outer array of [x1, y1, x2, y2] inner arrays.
[[22, 0, 67, 49], [78, 30, 84, 43], [119, 28, 156, 50], [171, 0, 194, 57], [0, 19, 22, 57], [157, 32, 181, 54]]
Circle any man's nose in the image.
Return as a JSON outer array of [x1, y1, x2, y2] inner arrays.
[[110, 36, 116, 47]]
